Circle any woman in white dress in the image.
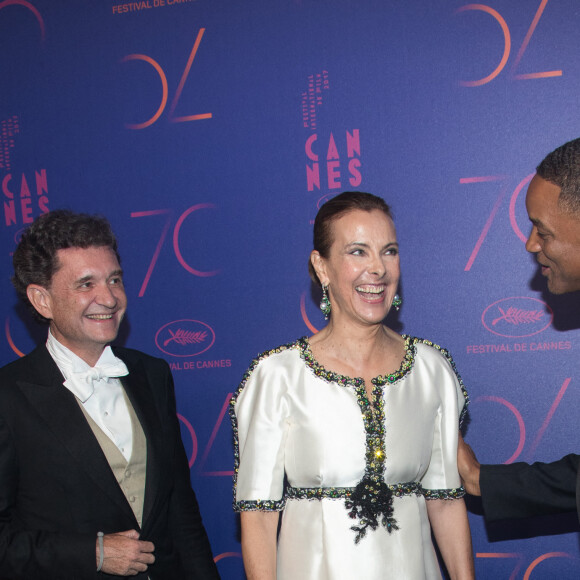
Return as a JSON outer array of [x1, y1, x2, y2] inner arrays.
[[231, 192, 475, 579]]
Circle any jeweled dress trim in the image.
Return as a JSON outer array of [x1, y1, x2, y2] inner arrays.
[[230, 336, 468, 542]]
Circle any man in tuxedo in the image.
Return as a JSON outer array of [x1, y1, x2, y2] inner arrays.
[[0, 210, 221, 578], [458, 137, 580, 524]]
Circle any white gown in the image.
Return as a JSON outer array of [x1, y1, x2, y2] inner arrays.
[[231, 335, 468, 580]]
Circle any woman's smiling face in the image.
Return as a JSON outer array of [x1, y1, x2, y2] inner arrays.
[[312, 209, 400, 327]]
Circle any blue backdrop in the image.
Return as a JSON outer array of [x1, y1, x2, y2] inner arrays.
[[1, 0, 580, 577]]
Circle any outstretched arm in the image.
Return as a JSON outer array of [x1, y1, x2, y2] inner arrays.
[[479, 455, 579, 521], [458, 433, 579, 521]]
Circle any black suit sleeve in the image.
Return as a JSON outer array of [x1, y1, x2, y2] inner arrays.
[[157, 362, 220, 579], [480, 454, 580, 522], [0, 413, 97, 579]]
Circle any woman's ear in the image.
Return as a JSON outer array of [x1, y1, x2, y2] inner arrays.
[[310, 251, 328, 286]]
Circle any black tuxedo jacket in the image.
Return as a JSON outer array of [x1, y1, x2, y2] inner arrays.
[[0, 345, 220, 579], [480, 454, 580, 523]]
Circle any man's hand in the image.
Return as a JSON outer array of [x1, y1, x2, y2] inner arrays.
[[96, 529, 155, 576], [457, 433, 482, 496]]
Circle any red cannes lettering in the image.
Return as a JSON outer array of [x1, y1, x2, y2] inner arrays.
[[523, 552, 576, 579], [173, 204, 220, 277], [306, 164, 320, 191], [305, 134, 318, 161], [19, 175, 30, 198], [476, 553, 524, 580], [346, 129, 360, 158], [326, 133, 339, 160], [21, 196, 32, 223], [121, 54, 168, 130], [38, 195, 49, 213], [35, 169, 47, 196], [348, 158, 362, 187], [197, 393, 234, 476], [4, 200, 16, 226], [327, 161, 341, 189], [2, 174, 13, 199], [456, 4, 511, 87], [306, 135, 320, 190], [177, 413, 198, 468], [474, 395, 525, 464]]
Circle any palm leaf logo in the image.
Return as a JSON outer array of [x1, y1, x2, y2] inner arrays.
[[492, 307, 544, 326], [164, 329, 208, 346]]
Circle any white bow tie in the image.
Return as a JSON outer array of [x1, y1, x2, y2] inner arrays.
[[66, 361, 129, 403]]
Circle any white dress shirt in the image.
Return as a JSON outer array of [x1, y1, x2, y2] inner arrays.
[[46, 331, 133, 462]]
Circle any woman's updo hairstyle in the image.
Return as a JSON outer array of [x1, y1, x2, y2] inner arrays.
[[308, 191, 393, 286]]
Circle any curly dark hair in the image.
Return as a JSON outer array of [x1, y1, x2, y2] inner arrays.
[[308, 191, 393, 286], [536, 138, 580, 214], [12, 210, 121, 323]]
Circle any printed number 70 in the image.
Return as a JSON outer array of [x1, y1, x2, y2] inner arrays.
[[461, 174, 533, 271], [130, 205, 220, 297]]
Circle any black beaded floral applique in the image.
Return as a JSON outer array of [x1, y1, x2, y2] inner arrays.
[[299, 335, 468, 542], [299, 335, 415, 542], [346, 349, 417, 542]]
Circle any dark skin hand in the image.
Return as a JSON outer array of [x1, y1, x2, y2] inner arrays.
[[457, 434, 481, 496]]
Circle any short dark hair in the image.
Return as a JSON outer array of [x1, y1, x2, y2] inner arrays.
[[308, 191, 393, 286], [536, 137, 580, 214], [12, 210, 121, 323]]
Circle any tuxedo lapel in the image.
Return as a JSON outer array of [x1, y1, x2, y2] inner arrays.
[[15, 347, 138, 524], [118, 354, 166, 528]]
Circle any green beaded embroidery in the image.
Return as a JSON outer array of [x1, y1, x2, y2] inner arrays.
[[230, 336, 469, 525]]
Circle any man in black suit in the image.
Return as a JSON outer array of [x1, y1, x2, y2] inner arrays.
[[0, 210, 221, 579], [458, 138, 580, 524]]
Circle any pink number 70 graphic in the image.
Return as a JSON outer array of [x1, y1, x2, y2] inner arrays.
[[461, 174, 533, 271], [130, 204, 220, 297]]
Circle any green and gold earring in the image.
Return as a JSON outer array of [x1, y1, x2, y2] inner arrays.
[[320, 284, 331, 319], [392, 294, 402, 311]]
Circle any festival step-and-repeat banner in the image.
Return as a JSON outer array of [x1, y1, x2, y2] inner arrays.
[[2, 0, 580, 577]]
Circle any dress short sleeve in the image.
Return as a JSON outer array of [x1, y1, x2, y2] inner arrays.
[[416, 342, 468, 497], [230, 346, 293, 511]]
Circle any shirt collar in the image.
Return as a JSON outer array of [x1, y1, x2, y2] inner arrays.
[[46, 330, 129, 402]]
